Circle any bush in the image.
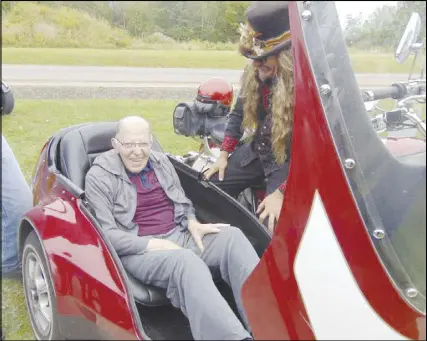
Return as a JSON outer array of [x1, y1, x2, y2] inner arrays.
[[143, 32, 176, 44], [2, 1, 133, 48]]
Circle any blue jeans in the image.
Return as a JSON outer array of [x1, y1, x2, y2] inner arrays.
[[1, 135, 33, 274]]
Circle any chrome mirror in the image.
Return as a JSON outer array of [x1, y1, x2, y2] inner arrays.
[[395, 13, 422, 64]]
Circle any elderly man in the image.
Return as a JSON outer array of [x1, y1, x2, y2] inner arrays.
[[85, 116, 259, 340]]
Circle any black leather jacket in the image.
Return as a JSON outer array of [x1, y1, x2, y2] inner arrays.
[[224, 82, 292, 177]]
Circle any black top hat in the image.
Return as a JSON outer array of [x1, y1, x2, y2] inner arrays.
[[239, 1, 291, 60]]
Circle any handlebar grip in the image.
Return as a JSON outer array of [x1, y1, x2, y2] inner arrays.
[[361, 83, 407, 102]]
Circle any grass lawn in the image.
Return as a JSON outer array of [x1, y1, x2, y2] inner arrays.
[[1, 99, 200, 340], [2, 47, 421, 73]]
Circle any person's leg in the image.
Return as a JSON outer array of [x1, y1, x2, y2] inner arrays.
[[208, 143, 265, 198], [121, 248, 251, 340], [181, 226, 260, 333], [1, 135, 33, 276]]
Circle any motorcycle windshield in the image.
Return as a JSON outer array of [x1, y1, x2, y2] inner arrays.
[[299, 1, 425, 313]]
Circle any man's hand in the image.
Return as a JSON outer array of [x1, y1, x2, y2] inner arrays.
[[256, 189, 284, 233], [188, 219, 230, 252], [204, 151, 229, 181], [147, 238, 182, 251]]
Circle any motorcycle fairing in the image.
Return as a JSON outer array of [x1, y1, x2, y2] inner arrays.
[[241, 1, 426, 340]]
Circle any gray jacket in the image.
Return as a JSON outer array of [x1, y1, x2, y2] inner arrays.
[[84, 149, 196, 256]]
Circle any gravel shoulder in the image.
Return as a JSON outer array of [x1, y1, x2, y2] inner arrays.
[[12, 86, 207, 100]]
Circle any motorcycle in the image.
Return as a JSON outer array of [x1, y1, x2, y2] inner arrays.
[[365, 81, 426, 162], [362, 12, 425, 161]]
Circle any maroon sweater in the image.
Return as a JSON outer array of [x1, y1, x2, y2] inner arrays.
[[128, 162, 176, 236]]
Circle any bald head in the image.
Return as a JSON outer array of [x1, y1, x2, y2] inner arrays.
[[113, 116, 153, 173], [116, 116, 151, 139]]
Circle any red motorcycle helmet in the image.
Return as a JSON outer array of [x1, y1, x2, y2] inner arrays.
[[195, 77, 234, 117]]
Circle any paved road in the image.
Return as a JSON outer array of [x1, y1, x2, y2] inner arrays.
[[3, 64, 422, 138], [2, 64, 407, 89]]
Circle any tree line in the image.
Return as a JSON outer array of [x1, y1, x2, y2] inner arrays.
[[2, 1, 426, 49], [344, 1, 426, 51], [1, 1, 251, 43]]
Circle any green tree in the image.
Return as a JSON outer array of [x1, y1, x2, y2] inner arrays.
[[344, 1, 426, 51], [1, 1, 16, 12], [397, 1, 426, 41], [11, 1, 251, 43]]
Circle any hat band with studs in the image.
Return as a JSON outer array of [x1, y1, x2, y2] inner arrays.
[[263, 30, 291, 48], [239, 22, 291, 57]]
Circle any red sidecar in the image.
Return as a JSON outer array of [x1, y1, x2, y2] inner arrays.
[[18, 1, 425, 340]]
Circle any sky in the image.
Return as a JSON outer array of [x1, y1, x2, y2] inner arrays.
[[335, 1, 398, 28]]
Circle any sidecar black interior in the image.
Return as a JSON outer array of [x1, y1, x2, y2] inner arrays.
[[53, 121, 271, 307]]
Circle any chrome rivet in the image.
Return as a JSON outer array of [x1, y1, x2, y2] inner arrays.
[[320, 84, 331, 95], [373, 229, 385, 239], [71, 197, 75, 201], [62, 191, 66, 194], [406, 288, 418, 298], [302, 10, 312, 21], [344, 158, 356, 169]]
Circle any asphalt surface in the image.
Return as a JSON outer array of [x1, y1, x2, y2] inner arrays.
[[2, 64, 408, 100]]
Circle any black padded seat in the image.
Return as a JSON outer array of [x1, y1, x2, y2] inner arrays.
[[58, 121, 169, 306], [59, 121, 163, 190], [126, 273, 169, 306]]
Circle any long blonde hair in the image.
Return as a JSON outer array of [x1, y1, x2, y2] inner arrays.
[[240, 49, 294, 164]]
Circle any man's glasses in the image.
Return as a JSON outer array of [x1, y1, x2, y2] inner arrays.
[[115, 138, 151, 150]]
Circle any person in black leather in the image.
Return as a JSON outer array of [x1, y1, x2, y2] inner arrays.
[[205, 1, 294, 232]]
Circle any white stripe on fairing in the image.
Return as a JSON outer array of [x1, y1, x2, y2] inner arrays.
[[294, 191, 409, 340]]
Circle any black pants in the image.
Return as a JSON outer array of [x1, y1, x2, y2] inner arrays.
[[208, 143, 289, 198]]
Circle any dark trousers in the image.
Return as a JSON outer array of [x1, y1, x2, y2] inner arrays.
[[208, 143, 289, 197]]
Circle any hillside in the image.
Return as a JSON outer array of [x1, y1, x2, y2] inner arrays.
[[1, 1, 238, 50], [1, 1, 133, 48]]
